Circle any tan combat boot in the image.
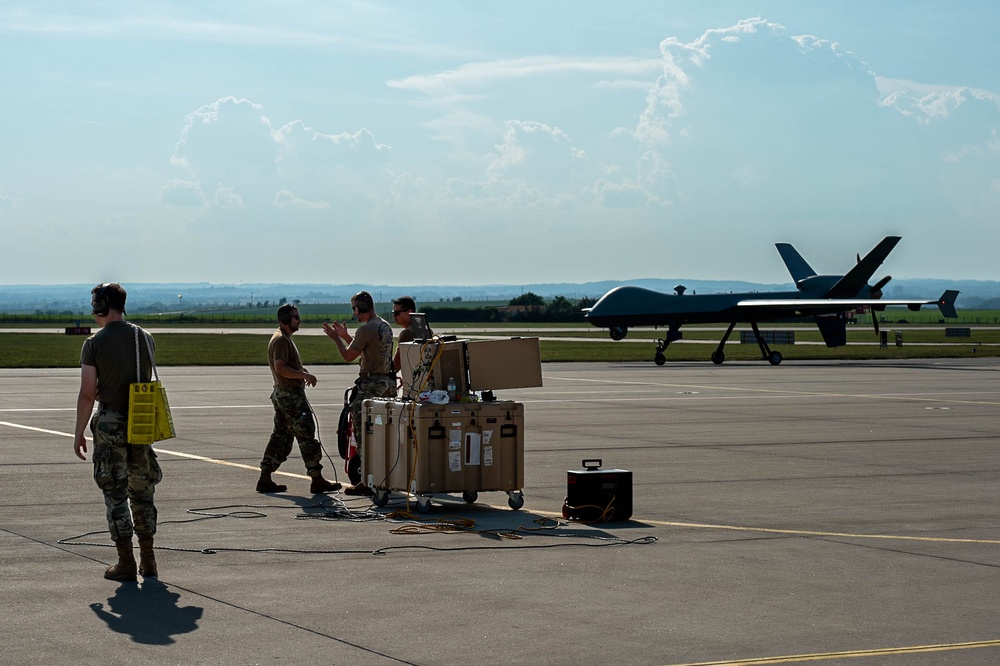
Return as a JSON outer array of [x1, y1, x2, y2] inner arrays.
[[104, 540, 137, 582], [137, 536, 157, 578]]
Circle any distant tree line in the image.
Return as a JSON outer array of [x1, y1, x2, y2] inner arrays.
[[423, 292, 597, 323]]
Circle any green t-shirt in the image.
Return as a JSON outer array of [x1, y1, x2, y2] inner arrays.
[[349, 316, 394, 374], [268, 329, 305, 389], [80, 321, 154, 410]]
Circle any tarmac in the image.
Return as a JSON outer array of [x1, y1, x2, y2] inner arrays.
[[2, 359, 999, 666]]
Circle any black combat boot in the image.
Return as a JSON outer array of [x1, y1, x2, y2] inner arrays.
[[310, 476, 342, 493], [104, 540, 137, 582], [137, 536, 157, 578], [256, 471, 287, 493]]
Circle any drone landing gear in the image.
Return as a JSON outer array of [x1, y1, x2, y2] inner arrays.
[[653, 325, 682, 365], [749, 322, 783, 365], [711, 322, 782, 366]]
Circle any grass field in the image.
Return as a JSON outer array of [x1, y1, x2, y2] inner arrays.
[[1, 322, 996, 368]]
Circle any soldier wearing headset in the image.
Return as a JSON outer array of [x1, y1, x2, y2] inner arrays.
[[322, 291, 395, 496], [257, 303, 342, 495], [74, 282, 162, 581]]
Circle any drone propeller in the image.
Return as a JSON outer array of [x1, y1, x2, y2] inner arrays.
[[868, 275, 892, 335], [871, 275, 892, 299]]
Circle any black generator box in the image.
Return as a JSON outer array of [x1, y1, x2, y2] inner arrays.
[[563, 459, 633, 522]]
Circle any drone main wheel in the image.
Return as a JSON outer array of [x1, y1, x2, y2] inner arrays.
[[768, 351, 783, 366], [610, 326, 628, 341], [654, 352, 666, 366], [711, 351, 725, 365]]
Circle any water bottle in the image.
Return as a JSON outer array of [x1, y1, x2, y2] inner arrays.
[[447, 377, 457, 402]]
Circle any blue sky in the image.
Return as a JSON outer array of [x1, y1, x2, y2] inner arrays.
[[2, 1, 998, 286]]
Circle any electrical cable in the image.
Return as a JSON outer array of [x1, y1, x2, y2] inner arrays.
[[58, 501, 658, 557], [562, 494, 619, 524], [301, 391, 344, 488]]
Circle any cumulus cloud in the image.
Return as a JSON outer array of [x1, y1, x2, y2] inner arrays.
[[158, 179, 206, 208], [169, 97, 278, 205], [272, 189, 331, 210], [163, 96, 393, 223], [880, 84, 1000, 124], [387, 55, 662, 99], [213, 185, 244, 209], [273, 121, 391, 194], [488, 121, 584, 175], [622, 17, 946, 229]]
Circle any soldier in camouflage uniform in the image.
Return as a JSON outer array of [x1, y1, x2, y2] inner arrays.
[[74, 282, 162, 582], [257, 304, 341, 495], [322, 290, 396, 496]]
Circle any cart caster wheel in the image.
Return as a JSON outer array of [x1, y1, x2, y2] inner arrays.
[[373, 490, 389, 507], [462, 491, 478, 504], [416, 497, 432, 514], [507, 492, 524, 511]]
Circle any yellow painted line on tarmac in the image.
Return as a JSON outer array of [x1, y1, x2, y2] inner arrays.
[[650, 519, 1000, 545], [664, 638, 1000, 665], [499, 511, 1000, 545], [0, 421, 78, 437], [147, 447, 309, 480], [0, 420, 308, 480]]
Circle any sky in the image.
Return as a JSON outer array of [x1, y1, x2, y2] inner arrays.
[[2, 1, 999, 287]]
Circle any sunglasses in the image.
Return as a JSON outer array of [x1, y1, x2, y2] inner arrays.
[[392, 310, 405, 316]]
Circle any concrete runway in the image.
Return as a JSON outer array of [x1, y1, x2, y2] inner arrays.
[[2, 360, 999, 665]]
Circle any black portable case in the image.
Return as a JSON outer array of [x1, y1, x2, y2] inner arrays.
[[563, 459, 633, 522]]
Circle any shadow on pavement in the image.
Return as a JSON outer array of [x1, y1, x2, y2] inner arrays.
[[89, 579, 204, 645]]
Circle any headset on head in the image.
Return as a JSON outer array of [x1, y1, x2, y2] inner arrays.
[[277, 304, 297, 325], [353, 292, 373, 314], [91, 283, 125, 317]]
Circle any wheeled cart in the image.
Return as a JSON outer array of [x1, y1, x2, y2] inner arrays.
[[361, 398, 525, 512]]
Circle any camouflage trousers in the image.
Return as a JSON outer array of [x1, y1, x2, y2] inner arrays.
[[90, 408, 163, 543], [261, 387, 324, 477], [349, 374, 397, 460]]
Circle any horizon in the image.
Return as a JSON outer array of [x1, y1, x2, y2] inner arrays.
[[3, 276, 997, 312]]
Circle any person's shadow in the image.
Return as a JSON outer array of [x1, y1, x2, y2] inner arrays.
[[90, 579, 203, 645]]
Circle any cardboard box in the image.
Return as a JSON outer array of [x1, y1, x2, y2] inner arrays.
[[466, 338, 542, 390], [398, 337, 542, 398]]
